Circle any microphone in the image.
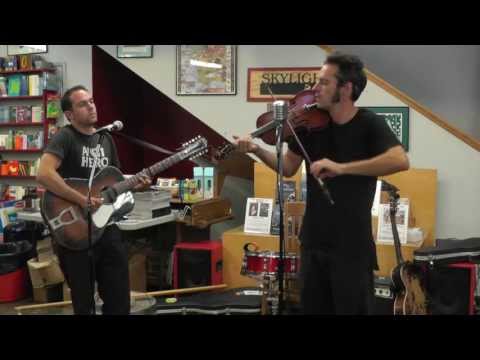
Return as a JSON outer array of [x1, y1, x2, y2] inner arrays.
[[303, 103, 318, 111], [93, 120, 123, 134], [272, 100, 288, 123]]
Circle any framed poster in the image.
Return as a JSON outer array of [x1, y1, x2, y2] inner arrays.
[[365, 106, 410, 151], [117, 45, 153, 58], [176, 45, 236, 95], [247, 67, 322, 102]]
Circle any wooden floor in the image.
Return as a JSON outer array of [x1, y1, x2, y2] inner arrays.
[[0, 297, 36, 315]]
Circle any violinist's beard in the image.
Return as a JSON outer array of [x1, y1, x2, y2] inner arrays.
[[331, 88, 341, 104]]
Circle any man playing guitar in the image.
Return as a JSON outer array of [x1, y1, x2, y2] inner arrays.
[[36, 85, 151, 315]]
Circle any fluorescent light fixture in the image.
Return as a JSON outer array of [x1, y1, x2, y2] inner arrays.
[[21, 45, 48, 51], [189, 59, 222, 69]]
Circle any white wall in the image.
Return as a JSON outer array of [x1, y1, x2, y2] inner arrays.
[[2, 45, 478, 239]]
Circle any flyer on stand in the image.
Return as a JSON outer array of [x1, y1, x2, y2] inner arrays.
[[244, 197, 274, 234], [377, 198, 409, 244]]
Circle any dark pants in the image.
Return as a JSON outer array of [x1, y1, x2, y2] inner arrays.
[[299, 248, 374, 315], [56, 225, 130, 315]]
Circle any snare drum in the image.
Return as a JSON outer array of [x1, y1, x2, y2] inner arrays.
[[261, 251, 299, 278], [241, 247, 299, 279]]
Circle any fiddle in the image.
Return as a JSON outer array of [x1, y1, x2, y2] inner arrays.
[[256, 89, 331, 145], [214, 89, 330, 161]]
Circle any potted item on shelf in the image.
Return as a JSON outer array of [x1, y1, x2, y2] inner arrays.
[[46, 94, 61, 118], [18, 55, 32, 71]]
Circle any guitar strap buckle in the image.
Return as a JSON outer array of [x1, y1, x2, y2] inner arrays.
[[49, 207, 79, 230]]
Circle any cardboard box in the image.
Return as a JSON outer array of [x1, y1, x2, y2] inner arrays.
[[27, 256, 65, 288], [33, 283, 63, 303], [63, 282, 71, 301], [36, 237, 54, 262]]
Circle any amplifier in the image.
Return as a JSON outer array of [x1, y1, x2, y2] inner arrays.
[[373, 275, 394, 315]]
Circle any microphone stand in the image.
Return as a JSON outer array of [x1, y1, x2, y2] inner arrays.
[[274, 103, 286, 315], [85, 131, 106, 315]]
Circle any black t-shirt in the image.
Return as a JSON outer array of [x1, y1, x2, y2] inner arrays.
[[44, 124, 121, 179], [288, 108, 401, 268]]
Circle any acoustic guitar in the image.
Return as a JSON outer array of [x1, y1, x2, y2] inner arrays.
[[41, 136, 208, 251], [386, 183, 428, 315]]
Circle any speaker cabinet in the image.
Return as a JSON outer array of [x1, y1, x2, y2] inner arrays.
[[426, 262, 476, 315], [173, 241, 223, 289]]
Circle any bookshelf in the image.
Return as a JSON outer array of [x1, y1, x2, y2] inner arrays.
[[0, 68, 55, 76], [0, 66, 60, 186]]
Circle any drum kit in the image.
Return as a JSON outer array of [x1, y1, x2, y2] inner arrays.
[[240, 243, 299, 315]]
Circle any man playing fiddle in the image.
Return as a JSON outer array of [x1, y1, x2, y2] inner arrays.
[[233, 52, 409, 315]]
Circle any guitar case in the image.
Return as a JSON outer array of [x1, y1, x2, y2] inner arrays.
[[153, 287, 262, 315], [413, 238, 480, 266]]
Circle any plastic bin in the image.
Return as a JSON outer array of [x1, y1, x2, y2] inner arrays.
[[0, 241, 34, 275], [0, 241, 34, 302]]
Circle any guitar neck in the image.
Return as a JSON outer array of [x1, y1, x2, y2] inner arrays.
[[112, 152, 184, 195], [390, 201, 404, 265]]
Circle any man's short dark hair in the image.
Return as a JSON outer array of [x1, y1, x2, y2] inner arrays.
[[61, 85, 89, 112], [325, 52, 367, 101]]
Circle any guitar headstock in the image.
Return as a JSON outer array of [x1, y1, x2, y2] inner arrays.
[[180, 136, 209, 161], [383, 181, 399, 216]]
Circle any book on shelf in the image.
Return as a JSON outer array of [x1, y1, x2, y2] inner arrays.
[[31, 131, 43, 149], [3, 56, 18, 72], [28, 74, 40, 96], [14, 133, 27, 150], [31, 106, 42, 123], [19, 75, 28, 96], [0, 134, 8, 149], [41, 72, 60, 92], [8, 106, 17, 122], [0, 106, 9, 123], [0, 76, 7, 97], [16, 105, 32, 122], [7, 74, 21, 96]]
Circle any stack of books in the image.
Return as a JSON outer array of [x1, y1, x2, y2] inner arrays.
[[129, 189, 172, 219]]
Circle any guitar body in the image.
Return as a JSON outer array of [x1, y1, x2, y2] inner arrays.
[[391, 262, 427, 315], [41, 166, 134, 251]]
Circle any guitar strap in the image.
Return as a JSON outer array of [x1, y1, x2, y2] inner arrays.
[[114, 132, 174, 155]]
